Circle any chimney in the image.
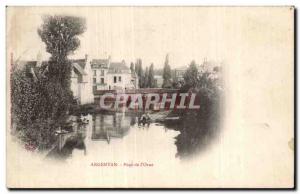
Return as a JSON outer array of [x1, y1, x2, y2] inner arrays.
[[85, 54, 88, 62], [122, 59, 125, 65]]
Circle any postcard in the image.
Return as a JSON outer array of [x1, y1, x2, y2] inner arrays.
[[6, 6, 294, 188]]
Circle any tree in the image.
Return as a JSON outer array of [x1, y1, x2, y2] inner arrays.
[[162, 54, 172, 88], [37, 15, 86, 119], [144, 67, 149, 88], [38, 15, 86, 89], [174, 60, 223, 158], [11, 65, 72, 149], [10, 15, 86, 150], [135, 58, 144, 88], [148, 63, 155, 88], [183, 60, 199, 88], [130, 62, 135, 72]]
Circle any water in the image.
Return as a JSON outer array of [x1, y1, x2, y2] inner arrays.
[[50, 113, 181, 163]]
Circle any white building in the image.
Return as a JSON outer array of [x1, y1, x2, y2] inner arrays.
[[198, 58, 222, 80], [70, 55, 94, 104], [154, 75, 163, 87], [19, 54, 138, 105], [91, 57, 138, 92], [174, 66, 187, 81]]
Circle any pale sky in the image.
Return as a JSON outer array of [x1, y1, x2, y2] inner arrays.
[[7, 6, 292, 69]]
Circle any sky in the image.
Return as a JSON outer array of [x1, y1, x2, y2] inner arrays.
[[7, 6, 292, 69]]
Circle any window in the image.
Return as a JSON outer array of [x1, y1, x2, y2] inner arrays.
[[119, 76, 122, 82], [93, 70, 96, 76], [93, 78, 96, 83], [114, 76, 117, 83], [101, 78, 104, 84], [101, 70, 104, 76]]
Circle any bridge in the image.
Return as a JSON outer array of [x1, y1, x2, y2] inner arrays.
[[93, 88, 200, 112], [93, 88, 180, 96], [93, 88, 188, 111]]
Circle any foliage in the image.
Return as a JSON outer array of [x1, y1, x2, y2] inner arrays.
[[148, 63, 155, 88], [144, 67, 149, 88], [130, 62, 135, 72], [162, 54, 172, 88], [11, 66, 71, 149], [11, 15, 86, 150], [38, 15, 86, 89], [173, 63, 223, 158], [38, 15, 86, 61], [183, 60, 199, 88], [135, 58, 144, 88]]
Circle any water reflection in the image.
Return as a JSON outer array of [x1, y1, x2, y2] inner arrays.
[[47, 123, 87, 160], [47, 112, 167, 160], [91, 113, 131, 143]]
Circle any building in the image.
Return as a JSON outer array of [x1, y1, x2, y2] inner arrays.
[[91, 57, 138, 92], [198, 59, 217, 74], [154, 75, 163, 88], [174, 66, 187, 81], [17, 54, 94, 105], [15, 54, 139, 104], [91, 57, 110, 91], [198, 59, 222, 80], [70, 55, 94, 104]]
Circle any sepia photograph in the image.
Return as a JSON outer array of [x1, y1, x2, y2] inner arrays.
[[6, 6, 294, 188]]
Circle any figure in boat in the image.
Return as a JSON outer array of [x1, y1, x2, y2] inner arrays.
[[139, 113, 151, 126]]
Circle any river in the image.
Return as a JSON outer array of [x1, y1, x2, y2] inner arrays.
[[48, 112, 181, 163]]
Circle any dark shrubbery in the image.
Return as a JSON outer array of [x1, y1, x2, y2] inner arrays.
[[11, 15, 86, 150], [174, 62, 223, 158], [11, 66, 73, 149]]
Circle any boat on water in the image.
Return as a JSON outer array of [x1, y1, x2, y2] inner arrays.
[[77, 115, 89, 124]]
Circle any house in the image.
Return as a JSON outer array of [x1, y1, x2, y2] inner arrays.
[[107, 60, 136, 90], [17, 54, 94, 105], [16, 53, 139, 104], [198, 58, 217, 74], [70, 55, 94, 104], [131, 71, 139, 89], [154, 75, 163, 88], [174, 66, 187, 81], [91, 57, 110, 91], [91, 57, 138, 92], [198, 58, 222, 80]]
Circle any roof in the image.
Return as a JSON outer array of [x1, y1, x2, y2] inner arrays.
[[131, 71, 138, 78], [154, 75, 163, 79], [91, 59, 109, 68], [19, 60, 37, 66], [175, 66, 187, 71], [17, 60, 48, 67], [108, 62, 130, 73], [70, 59, 86, 69], [72, 62, 87, 75]]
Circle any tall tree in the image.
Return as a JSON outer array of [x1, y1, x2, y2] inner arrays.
[[148, 63, 155, 88], [144, 67, 149, 88], [38, 15, 86, 89], [162, 54, 172, 88], [183, 60, 199, 88], [130, 62, 135, 72], [135, 58, 144, 88]]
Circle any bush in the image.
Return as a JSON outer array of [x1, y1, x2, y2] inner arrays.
[[175, 70, 223, 158], [11, 65, 73, 149]]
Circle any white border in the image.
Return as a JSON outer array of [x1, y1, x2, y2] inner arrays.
[[0, 1, 298, 193]]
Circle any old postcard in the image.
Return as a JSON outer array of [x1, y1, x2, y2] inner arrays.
[[6, 6, 294, 188]]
